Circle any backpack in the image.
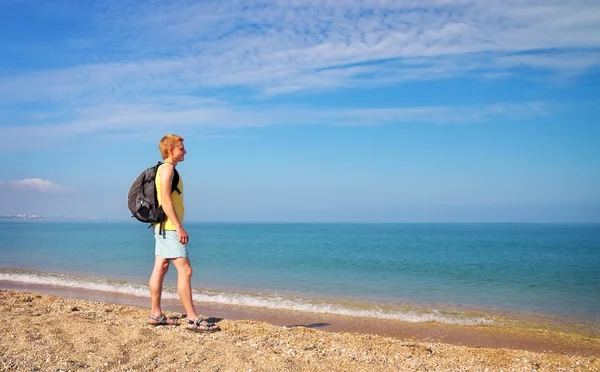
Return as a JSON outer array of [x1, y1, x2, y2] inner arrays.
[[128, 162, 181, 231]]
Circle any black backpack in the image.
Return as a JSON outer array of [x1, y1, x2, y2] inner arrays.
[[128, 162, 180, 231]]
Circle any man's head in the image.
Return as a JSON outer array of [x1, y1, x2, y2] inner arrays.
[[159, 134, 186, 161]]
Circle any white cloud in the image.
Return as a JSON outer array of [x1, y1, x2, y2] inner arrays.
[[0, 99, 552, 149], [7, 179, 75, 193], [1, 0, 599, 103], [0, 0, 597, 146], [494, 51, 600, 73]]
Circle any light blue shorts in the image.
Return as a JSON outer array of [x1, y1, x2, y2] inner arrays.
[[154, 226, 188, 259]]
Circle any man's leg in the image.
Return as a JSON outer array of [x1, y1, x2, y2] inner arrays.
[[172, 257, 221, 332], [148, 256, 175, 323], [171, 257, 199, 320]]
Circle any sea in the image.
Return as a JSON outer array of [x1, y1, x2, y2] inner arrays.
[[1, 221, 599, 335]]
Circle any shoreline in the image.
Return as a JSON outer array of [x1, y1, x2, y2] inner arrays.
[[2, 289, 599, 371], [3, 282, 600, 358]]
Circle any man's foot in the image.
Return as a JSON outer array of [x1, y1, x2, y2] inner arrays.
[[187, 318, 221, 333], [148, 314, 179, 326]]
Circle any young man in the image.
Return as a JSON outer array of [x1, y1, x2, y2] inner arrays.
[[147, 134, 220, 333]]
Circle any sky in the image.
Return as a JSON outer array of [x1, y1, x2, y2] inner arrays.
[[0, 0, 599, 222]]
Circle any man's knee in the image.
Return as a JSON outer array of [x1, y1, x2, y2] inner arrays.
[[176, 261, 193, 278], [181, 265, 193, 278]]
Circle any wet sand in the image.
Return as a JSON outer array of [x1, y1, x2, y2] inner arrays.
[[1, 285, 599, 371]]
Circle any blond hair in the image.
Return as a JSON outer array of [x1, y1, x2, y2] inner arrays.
[[158, 134, 184, 159]]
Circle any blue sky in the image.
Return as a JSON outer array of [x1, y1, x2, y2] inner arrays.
[[1, 0, 599, 222]]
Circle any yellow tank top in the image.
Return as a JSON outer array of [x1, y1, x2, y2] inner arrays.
[[155, 164, 184, 230]]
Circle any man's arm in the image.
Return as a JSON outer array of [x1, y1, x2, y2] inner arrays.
[[159, 164, 188, 244]]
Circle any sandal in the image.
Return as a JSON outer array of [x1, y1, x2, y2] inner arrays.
[[148, 314, 179, 326], [187, 318, 221, 333]]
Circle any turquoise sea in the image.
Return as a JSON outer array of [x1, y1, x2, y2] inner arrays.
[[1, 221, 599, 334]]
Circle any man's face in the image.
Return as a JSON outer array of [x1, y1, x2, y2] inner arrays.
[[171, 141, 186, 162]]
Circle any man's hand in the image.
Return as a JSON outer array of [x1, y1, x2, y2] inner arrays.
[[176, 226, 189, 245]]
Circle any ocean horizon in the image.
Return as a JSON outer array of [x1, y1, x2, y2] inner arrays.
[[1, 220, 599, 335]]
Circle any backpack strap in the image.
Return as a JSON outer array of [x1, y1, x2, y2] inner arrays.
[[172, 168, 181, 195], [154, 161, 166, 235], [153, 162, 180, 236], [159, 161, 181, 195], [153, 161, 169, 236], [148, 221, 165, 237]]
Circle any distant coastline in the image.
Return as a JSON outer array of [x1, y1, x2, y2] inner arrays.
[[0, 214, 115, 221], [1, 216, 599, 224], [0, 214, 44, 219]]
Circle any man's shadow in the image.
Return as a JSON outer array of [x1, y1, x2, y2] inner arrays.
[[285, 322, 330, 329], [173, 314, 223, 324], [174, 314, 329, 328]]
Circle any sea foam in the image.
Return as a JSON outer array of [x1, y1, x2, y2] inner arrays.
[[0, 269, 492, 326]]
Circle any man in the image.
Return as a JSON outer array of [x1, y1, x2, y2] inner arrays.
[[147, 134, 220, 333]]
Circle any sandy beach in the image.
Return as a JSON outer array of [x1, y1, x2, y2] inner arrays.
[[1, 289, 599, 371]]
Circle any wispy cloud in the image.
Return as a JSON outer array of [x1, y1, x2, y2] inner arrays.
[[0, 98, 552, 149], [0, 0, 598, 143], [1, 0, 599, 101], [4, 179, 75, 193]]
